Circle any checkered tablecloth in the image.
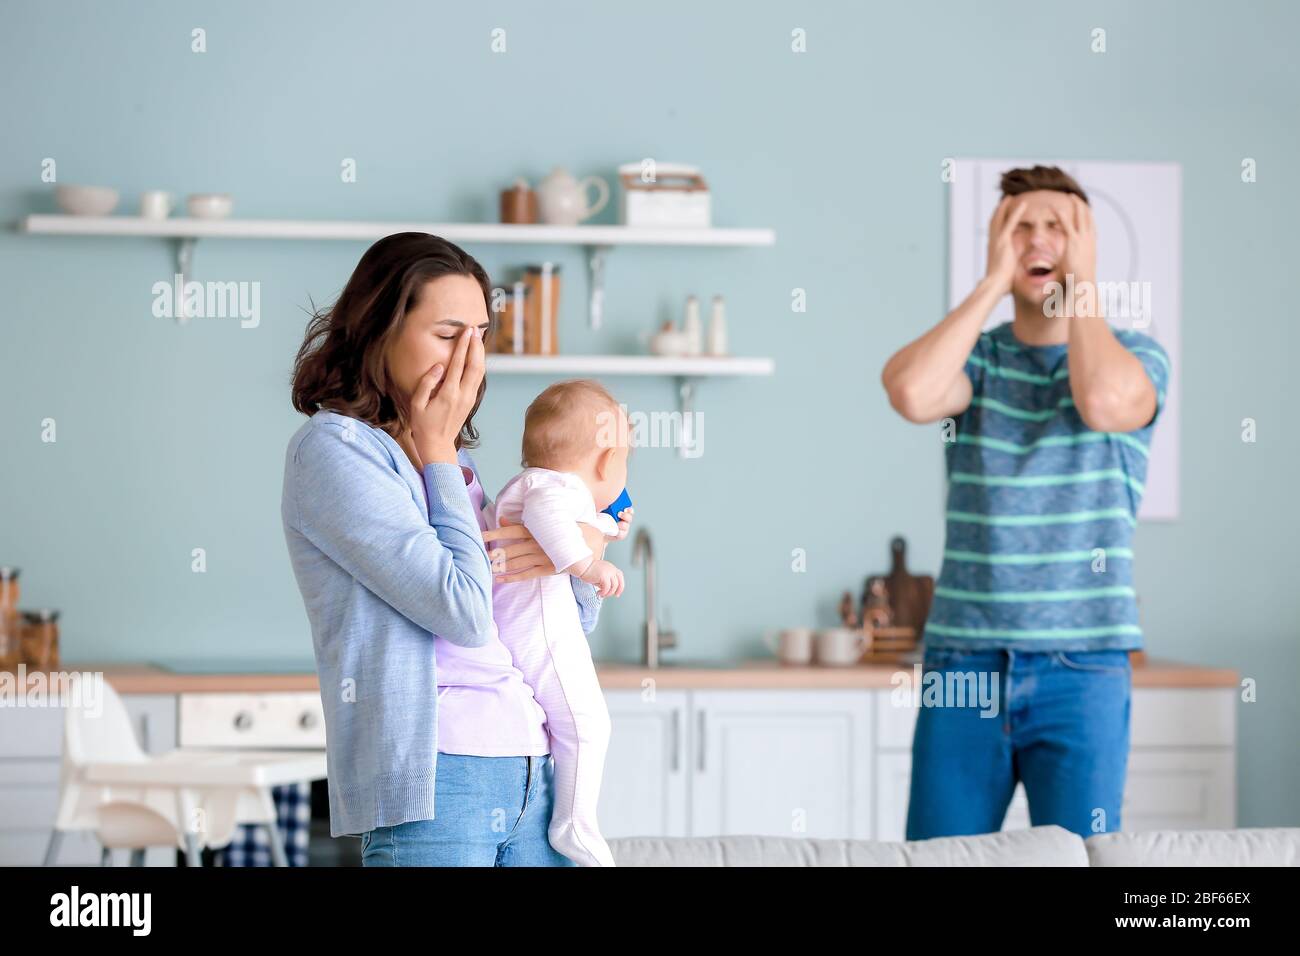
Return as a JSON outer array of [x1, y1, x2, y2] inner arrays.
[[214, 782, 312, 867]]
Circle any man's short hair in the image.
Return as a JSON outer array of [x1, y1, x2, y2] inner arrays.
[[1000, 165, 1089, 205]]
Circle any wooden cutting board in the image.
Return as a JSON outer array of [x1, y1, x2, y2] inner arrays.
[[879, 536, 934, 632]]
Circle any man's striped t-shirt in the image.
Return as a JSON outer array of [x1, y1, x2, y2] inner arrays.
[[923, 321, 1170, 652]]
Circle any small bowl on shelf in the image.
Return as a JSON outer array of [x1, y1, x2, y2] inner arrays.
[[187, 193, 233, 219], [55, 185, 120, 216], [648, 328, 693, 357]]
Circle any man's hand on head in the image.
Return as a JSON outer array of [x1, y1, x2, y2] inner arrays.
[[985, 196, 1028, 296], [1059, 194, 1098, 291]]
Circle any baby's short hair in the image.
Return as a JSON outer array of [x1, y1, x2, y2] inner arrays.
[[521, 378, 622, 470]]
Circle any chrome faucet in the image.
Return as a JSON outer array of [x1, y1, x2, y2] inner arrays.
[[631, 527, 676, 667]]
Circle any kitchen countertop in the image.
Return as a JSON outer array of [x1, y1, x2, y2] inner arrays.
[[48, 654, 1240, 694]]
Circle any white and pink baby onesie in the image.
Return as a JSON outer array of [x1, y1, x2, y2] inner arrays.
[[488, 467, 619, 867]]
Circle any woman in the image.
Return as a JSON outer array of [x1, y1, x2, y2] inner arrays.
[[282, 232, 610, 866]]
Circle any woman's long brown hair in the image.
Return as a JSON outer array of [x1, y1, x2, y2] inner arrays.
[[290, 232, 491, 449]]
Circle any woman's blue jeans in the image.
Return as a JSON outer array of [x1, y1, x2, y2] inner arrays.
[[905, 647, 1132, 840], [360, 753, 576, 867]]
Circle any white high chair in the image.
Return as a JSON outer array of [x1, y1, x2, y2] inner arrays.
[[45, 680, 327, 866]]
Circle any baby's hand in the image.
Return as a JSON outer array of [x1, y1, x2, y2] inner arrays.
[[612, 507, 634, 541], [580, 558, 625, 598]]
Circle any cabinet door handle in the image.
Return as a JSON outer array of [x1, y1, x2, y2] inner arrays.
[[670, 710, 680, 773], [697, 711, 706, 772]]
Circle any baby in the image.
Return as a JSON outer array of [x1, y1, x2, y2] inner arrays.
[[487, 379, 632, 867]]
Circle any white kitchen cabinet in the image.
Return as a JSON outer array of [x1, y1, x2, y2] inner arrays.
[[1, 679, 1240, 860], [871, 688, 1237, 842], [598, 689, 689, 838], [688, 690, 872, 839], [874, 749, 1233, 842], [1122, 749, 1236, 830], [873, 751, 912, 841], [0, 694, 177, 866], [875, 686, 1239, 751], [1129, 689, 1236, 747], [1004, 787, 1032, 830], [875, 753, 1025, 841]]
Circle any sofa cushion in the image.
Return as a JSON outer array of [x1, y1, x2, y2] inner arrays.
[[609, 825, 1088, 867], [1086, 828, 1300, 867]]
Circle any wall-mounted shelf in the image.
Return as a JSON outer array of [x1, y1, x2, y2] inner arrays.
[[486, 353, 775, 457], [20, 215, 778, 453], [19, 215, 776, 330], [18, 215, 775, 246], [486, 354, 774, 376]]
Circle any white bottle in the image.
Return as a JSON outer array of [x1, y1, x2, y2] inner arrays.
[[682, 295, 703, 356], [706, 295, 728, 356]]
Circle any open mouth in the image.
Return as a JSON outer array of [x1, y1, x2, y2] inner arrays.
[[1027, 265, 1053, 278]]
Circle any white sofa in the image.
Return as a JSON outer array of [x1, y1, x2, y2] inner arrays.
[[608, 826, 1300, 866]]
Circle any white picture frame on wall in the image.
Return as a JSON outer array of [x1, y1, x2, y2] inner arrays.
[[947, 158, 1182, 521]]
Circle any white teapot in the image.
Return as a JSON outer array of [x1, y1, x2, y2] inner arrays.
[[536, 166, 609, 225]]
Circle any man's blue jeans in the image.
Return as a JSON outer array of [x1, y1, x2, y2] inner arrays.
[[905, 647, 1131, 840], [360, 753, 576, 867]]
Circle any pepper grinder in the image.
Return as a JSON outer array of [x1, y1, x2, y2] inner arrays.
[[707, 295, 728, 356], [682, 295, 703, 356]]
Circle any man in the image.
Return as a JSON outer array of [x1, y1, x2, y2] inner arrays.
[[881, 165, 1170, 839]]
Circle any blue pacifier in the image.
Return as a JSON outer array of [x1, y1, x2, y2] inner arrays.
[[602, 487, 633, 522]]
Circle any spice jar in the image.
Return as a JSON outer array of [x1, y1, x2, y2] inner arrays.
[[522, 263, 561, 355], [19, 609, 60, 671], [489, 282, 529, 355], [0, 567, 20, 672]]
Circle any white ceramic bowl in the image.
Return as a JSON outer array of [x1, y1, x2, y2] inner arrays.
[[649, 329, 692, 357], [187, 193, 233, 219], [55, 185, 120, 216]]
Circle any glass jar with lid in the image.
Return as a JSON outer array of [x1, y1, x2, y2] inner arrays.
[[0, 568, 20, 671], [19, 609, 60, 671]]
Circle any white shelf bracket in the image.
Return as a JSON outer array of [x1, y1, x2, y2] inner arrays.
[[586, 244, 611, 330], [674, 376, 698, 459], [173, 238, 197, 325]]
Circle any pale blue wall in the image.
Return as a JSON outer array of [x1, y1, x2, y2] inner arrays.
[[2, 0, 1296, 825]]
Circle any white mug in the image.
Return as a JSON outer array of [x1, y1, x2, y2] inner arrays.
[[764, 627, 814, 665], [815, 627, 869, 667], [139, 191, 173, 220]]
